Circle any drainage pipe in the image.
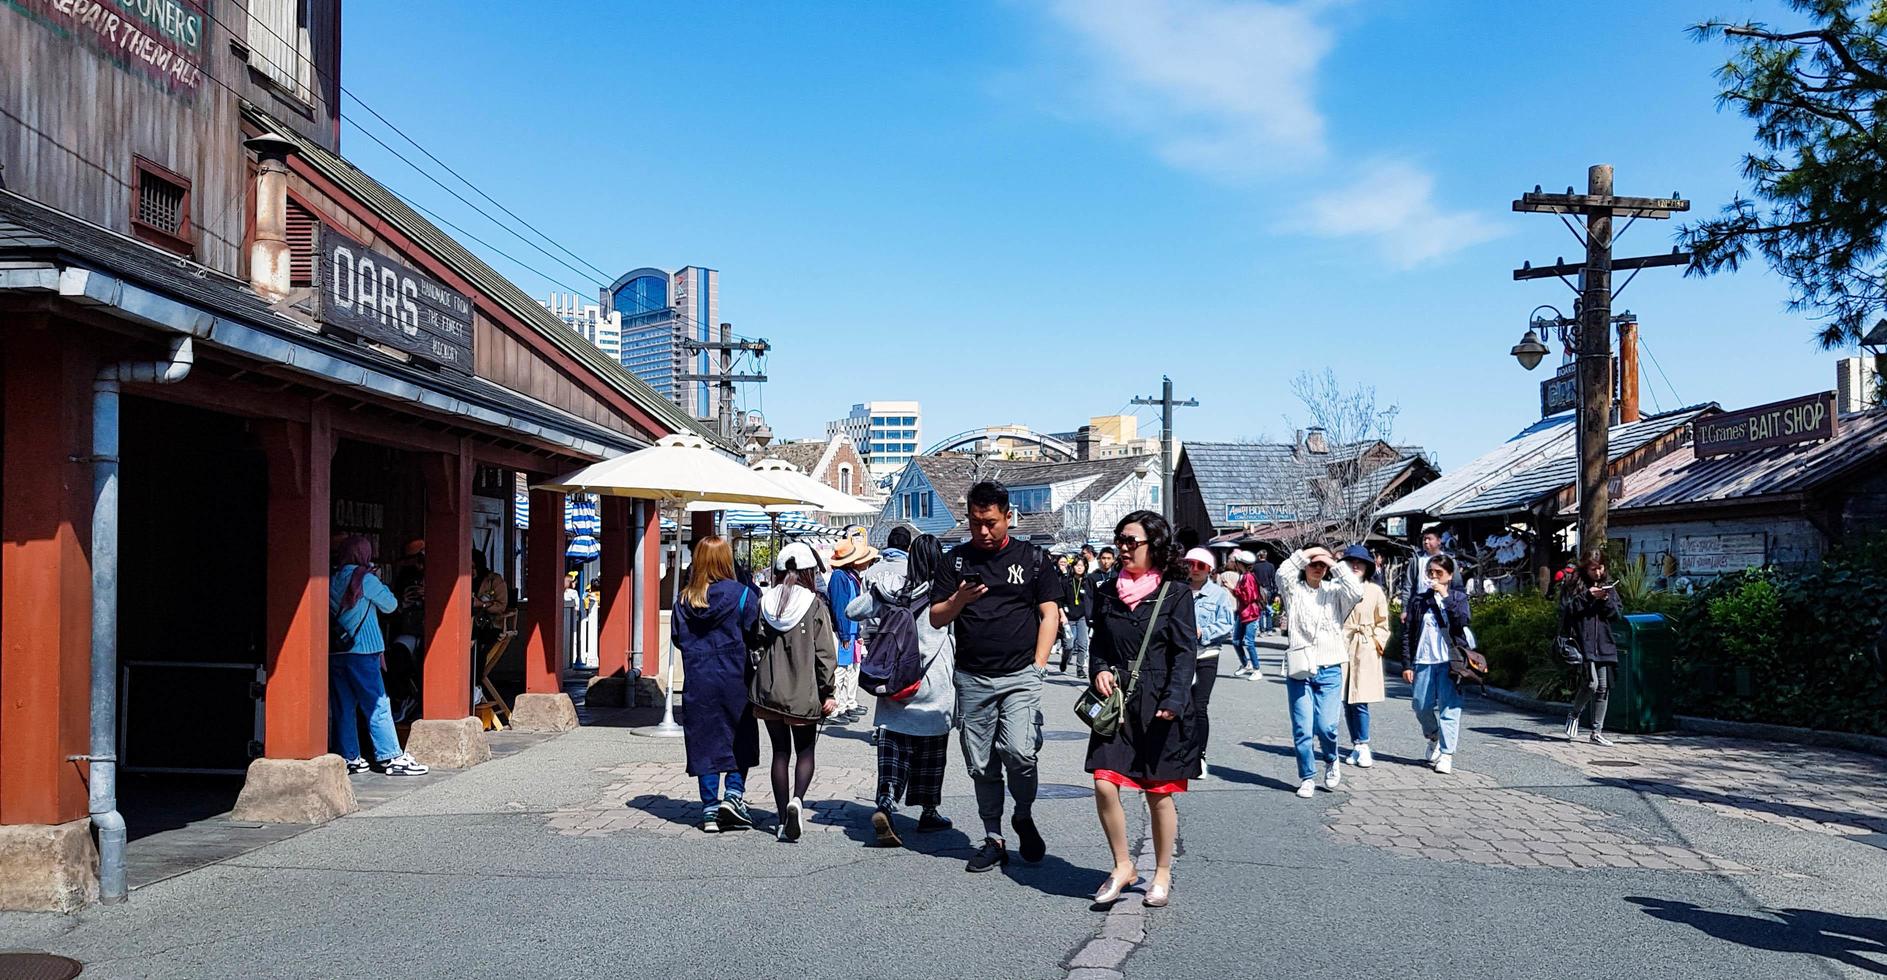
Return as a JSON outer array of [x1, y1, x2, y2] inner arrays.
[[86, 334, 194, 903]]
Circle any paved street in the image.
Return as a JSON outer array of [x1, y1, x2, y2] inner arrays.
[[4, 641, 1885, 979]]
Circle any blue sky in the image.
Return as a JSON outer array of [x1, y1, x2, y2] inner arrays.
[[339, 0, 1840, 468]]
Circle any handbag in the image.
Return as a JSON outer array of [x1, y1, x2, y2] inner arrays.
[[1074, 584, 1170, 739], [1432, 596, 1488, 685]]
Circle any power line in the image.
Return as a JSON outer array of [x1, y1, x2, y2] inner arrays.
[[1639, 336, 1684, 408]]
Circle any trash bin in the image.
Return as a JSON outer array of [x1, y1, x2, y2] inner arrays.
[[1609, 613, 1675, 733]]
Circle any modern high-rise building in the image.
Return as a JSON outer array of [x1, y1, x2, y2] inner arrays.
[[541, 293, 623, 362], [828, 401, 923, 482], [602, 265, 724, 423]]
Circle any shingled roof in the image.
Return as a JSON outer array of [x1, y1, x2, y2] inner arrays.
[[1186, 439, 1434, 531]]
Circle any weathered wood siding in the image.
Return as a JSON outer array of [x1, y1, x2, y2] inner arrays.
[[1, 0, 339, 276], [284, 173, 643, 442]]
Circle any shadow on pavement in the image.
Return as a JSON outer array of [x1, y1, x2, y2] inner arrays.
[[1471, 724, 1558, 743], [1206, 765, 1298, 793], [1627, 898, 1887, 975], [1597, 779, 1887, 835], [1238, 740, 1296, 760]]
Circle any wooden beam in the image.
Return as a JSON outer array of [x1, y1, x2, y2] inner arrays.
[[1513, 250, 1692, 282], [1512, 192, 1690, 216]]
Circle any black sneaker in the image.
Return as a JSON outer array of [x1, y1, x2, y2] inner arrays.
[[916, 809, 954, 833], [717, 795, 754, 831], [701, 816, 720, 834], [1013, 816, 1046, 863], [966, 837, 1008, 873], [871, 810, 903, 848]]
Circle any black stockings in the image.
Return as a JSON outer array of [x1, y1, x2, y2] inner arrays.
[[765, 720, 819, 809]]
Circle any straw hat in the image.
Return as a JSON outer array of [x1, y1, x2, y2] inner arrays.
[[828, 537, 880, 569]]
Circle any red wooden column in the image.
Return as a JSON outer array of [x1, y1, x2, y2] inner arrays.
[[0, 329, 94, 826], [638, 501, 662, 676], [523, 486, 565, 694], [421, 441, 473, 718], [595, 496, 632, 680], [257, 407, 334, 760]]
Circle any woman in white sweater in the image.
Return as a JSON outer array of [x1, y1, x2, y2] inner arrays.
[[1278, 546, 1364, 798]]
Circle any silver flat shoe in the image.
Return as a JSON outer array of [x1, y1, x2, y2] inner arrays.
[[1092, 872, 1140, 905], [1144, 882, 1172, 908]]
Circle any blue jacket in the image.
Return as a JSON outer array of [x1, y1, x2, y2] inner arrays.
[[329, 566, 398, 654], [1191, 579, 1237, 647], [827, 568, 861, 666]]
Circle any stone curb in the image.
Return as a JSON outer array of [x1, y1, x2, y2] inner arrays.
[[1061, 815, 1157, 979], [1473, 684, 1887, 759]]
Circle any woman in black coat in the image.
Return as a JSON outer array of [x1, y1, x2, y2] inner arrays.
[[1561, 550, 1623, 745], [1085, 510, 1198, 909]]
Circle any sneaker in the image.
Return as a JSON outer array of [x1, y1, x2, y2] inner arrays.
[[717, 795, 754, 831], [375, 754, 429, 776], [1295, 779, 1317, 799], [783, 797, 804, 842], [916, 809, 954, 833], [1564, 716, 1580, 741], [1323, 759, 1342, 790], [966, 837, 1009, 873], [701, 816, 721, 834], [345, 756, 370, 774], [1589, 731, 1615, 747], [1434, 754, 1454, 775], [1248, 670, 1264, 682], [871, 810, 903, 848], [1425, 738, 1442, 764], [1350, 743, 1374, 768], [1013, 816, 1046, 863], [1234, 666, 1252, 677]]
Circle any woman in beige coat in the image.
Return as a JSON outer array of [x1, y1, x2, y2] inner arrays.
[[1339, 545, 1389, 769]]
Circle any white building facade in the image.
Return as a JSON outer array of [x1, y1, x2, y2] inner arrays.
[[827, 400, 922, 483], [541, 293, 624, 362]]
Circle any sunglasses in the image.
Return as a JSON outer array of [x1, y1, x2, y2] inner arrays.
[[1114, 535, 1146, 548]]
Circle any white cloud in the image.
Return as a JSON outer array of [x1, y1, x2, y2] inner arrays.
[[1046, 0, 1330, 178], [1298, 161, 1505, 268], [1040, 0, 1498, 265]]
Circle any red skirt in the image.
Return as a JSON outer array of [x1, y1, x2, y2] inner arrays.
[[1093, 769, 1188, 794]]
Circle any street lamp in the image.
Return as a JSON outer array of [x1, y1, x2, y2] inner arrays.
[[1513, 305, 1576, 371]]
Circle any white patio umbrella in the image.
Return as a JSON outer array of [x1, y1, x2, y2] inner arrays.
[[748, 459, 878, 517], [538, 434, 814, 737]]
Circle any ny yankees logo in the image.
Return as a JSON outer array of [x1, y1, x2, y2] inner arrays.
[[1006, 564, 1025, 585]]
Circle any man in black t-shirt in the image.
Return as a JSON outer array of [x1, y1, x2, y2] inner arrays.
[[1252, 549, 1279, 634], [931, 481, 1060, 873]]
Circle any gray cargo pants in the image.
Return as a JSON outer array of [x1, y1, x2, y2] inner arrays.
[[955, 666, 1044, 838]]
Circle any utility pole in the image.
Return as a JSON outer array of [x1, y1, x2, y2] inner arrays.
[[678, 324, 769, 442], [1513, 165, 1688, 551], [1131, 376, 1197, 524]]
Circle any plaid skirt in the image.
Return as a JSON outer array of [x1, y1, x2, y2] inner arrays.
[[876, 729, 949, 808]]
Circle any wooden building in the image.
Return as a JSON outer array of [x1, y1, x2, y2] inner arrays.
[[0, 0, 702, 909]]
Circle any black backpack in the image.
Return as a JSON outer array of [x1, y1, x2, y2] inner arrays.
[[856, 589, 927, 702]]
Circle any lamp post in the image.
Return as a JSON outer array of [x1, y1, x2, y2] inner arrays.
[[1513, 305, 1585, 551]]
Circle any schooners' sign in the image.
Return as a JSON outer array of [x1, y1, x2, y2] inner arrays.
[[1692, 391, 1838, 459], [315, 228, 473, 373]]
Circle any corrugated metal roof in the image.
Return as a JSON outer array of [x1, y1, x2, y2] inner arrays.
[[1412, 405, 1715, 521], [244, 104, 722, 447], [1379, 415, 1576, 520], [1592, 409, 1887, 515]]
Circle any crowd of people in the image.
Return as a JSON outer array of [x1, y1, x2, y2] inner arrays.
[[665, 487, 1623, 908]]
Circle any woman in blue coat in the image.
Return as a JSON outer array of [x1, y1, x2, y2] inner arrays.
[[673, 535, 761, 833]]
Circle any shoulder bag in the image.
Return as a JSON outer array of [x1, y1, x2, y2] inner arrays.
[[1074, 584, 1170, 739], [1433, 595, 1489, 685]]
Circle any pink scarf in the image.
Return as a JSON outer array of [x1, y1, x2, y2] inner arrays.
[[1117, 567, 1162, 609]]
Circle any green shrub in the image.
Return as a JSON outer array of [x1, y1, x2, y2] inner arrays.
[[1468, 593, 1565, 696]]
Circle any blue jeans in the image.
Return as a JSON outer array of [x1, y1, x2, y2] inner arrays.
[[1232, 620, 1258, 670], [698, 771, 747, 808], [330, 652, 400, 762], [1345, 702, 1370, 744], [1286, 664, 1343, 781], [1410, 662, 1462, 756]]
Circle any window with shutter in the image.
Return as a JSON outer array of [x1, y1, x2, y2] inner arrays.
[[129, 157, 193, 256], [248, 0, 313, 102], [286, 198, 315, 286]]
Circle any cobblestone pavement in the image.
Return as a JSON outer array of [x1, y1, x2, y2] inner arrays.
[[1325, 760, 1754, 873], [1507, 731, 1887, 838], [544, 758, 878, 837]]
